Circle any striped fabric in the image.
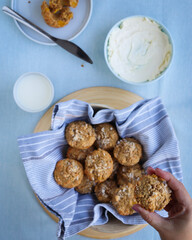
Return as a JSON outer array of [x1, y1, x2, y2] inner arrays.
[[18, 98, 182, 239]]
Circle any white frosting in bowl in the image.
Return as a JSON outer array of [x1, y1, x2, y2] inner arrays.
[[107, 16, 173, 83]]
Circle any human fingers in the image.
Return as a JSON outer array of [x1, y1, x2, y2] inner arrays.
[[164, 199, 186, 217], [168, 204, 186, 218], [147, 166, 156, 175], [154, 168, 191, 206], [132, 204, 165, 231]]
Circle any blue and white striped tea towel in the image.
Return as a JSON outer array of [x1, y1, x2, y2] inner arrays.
[[18, 97, 182, 239]]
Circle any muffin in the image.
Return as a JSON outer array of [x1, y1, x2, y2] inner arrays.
[[95, 179, 117, 203], [49, 0, 63, 13], [54, 159, 83, 188], [85, 149, 113, 183], [135, 174, 172, 212], [112, 183, 137, 215], [41, 1, 73, 28], [66, 146, 94, 163], [114, 138, 142, 166], [95, 123, 119, 151], [65, 121, 96, 149], [75, 175, 95, 194], [117, 163, 144, 185], [109, 157, 119, 179], [62, 0, 79, 7], [49, 0, 78, 13]]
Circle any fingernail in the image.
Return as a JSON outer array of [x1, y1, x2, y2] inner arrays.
[[147, 167, 155, 174]]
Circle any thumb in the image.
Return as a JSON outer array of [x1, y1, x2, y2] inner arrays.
[[132, 204, 165, 231]]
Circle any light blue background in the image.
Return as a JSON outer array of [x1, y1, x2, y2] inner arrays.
[[0, 0, 192, 240]]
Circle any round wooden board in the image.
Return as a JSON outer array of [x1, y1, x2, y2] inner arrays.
[[34, 87, 147, 239]]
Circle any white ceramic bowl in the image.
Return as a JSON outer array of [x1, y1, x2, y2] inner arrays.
[[104, 16, 174, 85], [13, 72, 54, 112]]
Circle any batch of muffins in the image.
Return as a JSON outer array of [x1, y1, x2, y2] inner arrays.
[[41, 0, 78, 28], [53, 121, 171, 215]]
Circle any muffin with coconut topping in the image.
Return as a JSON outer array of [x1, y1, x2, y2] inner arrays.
[[95, 179, 117, 203], [65, 121, 96, 150], [112, 183, 137, 215], [85, 149, 113, 183], [114, 138, 142, 166], [66, 146, 94, 164], [95, 123, 119, 151], [135, 174, 171, 212], [109, 157, 119, 179], [54, 159, 83, 188], [75, 174, 95, 194], [117, 163, 144, 185]]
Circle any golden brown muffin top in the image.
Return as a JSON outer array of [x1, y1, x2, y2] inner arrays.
[[54, 159, 83, 188], [112, 183, 137, 216], [85, 149, 113, 183], [135, 174, 172, 212], [114, 138, 142, 166], [95, 123, 119, 151], [65, 121, 96, 149]]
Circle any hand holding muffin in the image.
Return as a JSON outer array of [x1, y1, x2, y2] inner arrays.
[[133, 167, 192, 240]]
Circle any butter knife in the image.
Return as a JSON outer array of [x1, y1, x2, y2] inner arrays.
[[2, 6, 93, 64]]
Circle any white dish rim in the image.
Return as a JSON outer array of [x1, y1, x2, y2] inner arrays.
[[11, 0, 93, 46]]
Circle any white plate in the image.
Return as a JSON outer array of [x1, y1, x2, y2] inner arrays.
[[11, 0, 92, 45]]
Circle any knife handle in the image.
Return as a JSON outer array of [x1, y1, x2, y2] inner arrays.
[[2, 6, 53, 41], [2, 6, 93, 64]]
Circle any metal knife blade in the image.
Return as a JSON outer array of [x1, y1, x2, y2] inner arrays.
[[52, 38, 93, 64], [2, 6, 93, 64]]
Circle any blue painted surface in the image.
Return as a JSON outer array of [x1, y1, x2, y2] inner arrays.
[[0, 0, 192, 239]]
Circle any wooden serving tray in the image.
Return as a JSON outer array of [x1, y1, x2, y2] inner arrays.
[[34, 87, 147, 239]]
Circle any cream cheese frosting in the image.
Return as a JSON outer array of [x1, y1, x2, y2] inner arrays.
[[107, 16, 172, 83]]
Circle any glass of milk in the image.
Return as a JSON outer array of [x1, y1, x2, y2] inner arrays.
[[13, 72, 54, 112]]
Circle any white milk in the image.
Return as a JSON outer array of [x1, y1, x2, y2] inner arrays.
[[14, 73, 54, 112]]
